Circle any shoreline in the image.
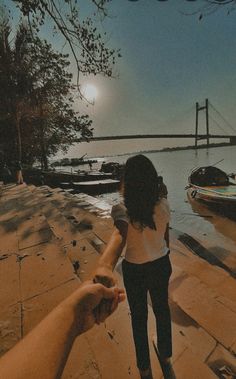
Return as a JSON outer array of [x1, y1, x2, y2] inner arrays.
[[92, 142, 232, 159]]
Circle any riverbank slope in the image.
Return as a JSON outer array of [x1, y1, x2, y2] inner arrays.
[[0, 183, 235, 378]]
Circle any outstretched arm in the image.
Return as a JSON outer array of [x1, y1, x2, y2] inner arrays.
[[0, 281, 125, 379], [94, 220, 128, 287], [99, 220, 128, 270]]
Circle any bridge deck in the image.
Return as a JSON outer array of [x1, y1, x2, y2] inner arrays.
[[76, 134, 235, 142]]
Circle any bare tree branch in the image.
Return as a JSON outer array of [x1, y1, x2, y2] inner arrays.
[[11, 0, 119, 89]]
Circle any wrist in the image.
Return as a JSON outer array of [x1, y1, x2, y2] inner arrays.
[[58, 294, 84, 338], [98, 261, 113, 271]]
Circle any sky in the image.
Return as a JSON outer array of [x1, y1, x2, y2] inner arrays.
[[5, 0, 236, 157], [75, 0, 236, 156]]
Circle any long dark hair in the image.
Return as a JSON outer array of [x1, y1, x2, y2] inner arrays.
[[123, 155, 160, 230]]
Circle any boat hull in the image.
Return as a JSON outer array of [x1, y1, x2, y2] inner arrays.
[[72, 179, 120, 195], [188, 185, 236, 206]]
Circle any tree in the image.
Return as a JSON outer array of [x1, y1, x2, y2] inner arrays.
[[1, 0, 120, 168], [0, 19, 93, 169], [11, 0, 121, 88], [20, 104, 92, 169], [0, 21, 36, 164], [24, 35, 93, 169]]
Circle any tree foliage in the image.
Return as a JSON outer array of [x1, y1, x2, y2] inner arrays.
[[0, 19, 93, 169], [1, 0, 121, 170], [11, 0, 120, 87], [0, 21, 36, 163]]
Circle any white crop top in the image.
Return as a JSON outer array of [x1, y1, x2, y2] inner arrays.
[[111, 198, 171, 264]]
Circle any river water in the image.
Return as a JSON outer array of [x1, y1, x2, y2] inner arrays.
[[95, 145, 236, 274], [59, 145, 236, 273]]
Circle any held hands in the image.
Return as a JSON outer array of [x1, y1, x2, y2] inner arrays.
[[66, 281, 125, 336], [93, 266, 117, 288]]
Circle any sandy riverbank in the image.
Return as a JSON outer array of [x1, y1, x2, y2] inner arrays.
[[0, 183, 235, 378]]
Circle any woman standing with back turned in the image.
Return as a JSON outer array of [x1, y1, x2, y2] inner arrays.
[[94, 155, 175, 379]]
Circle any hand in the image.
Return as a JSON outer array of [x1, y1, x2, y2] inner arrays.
[[65, 281, 125, 336], [93, 266, 117, 288]]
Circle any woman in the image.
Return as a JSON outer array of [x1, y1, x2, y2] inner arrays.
[[94, 155, 175, 379], [14, 160, 24, 184]]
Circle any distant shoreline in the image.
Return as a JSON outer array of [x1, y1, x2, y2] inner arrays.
[[93, 142, 232, 159]]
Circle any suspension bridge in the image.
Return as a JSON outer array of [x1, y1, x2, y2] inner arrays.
[[76, 99, 236, 147]]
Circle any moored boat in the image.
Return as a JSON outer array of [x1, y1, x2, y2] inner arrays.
[[187, 166, 236, 206], [100, 161, 125, 179], [51, 154, 98, 167], [72, 179, 120, 195]]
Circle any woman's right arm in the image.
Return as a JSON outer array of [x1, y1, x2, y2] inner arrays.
[[94, 220, 128, 287]]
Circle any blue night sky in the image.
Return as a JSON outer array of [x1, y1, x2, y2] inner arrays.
[[6, 0, 236, 156]]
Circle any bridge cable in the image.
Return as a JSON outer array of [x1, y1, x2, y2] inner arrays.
[[208, 115, 229, 135], [209, 102, 236, 133]]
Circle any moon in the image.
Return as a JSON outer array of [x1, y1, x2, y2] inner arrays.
[[82, 84, 98, 103]]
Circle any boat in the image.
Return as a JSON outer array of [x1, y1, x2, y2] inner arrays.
[[76, 171, 114, 180], [100, 161, 125, 179], [72, 179, 120, 195], [51, 154, 97, 167], [71, 158, 97, 166], [187, 166, 236, 206]]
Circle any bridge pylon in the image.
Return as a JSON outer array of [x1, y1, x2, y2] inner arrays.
[[195, 98, 209, 148]]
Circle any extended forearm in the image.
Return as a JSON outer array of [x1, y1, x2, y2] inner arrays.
[[0, 302, 76, 379], [99, 229, 125, 271]]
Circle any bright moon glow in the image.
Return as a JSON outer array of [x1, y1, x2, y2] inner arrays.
[[82, 84, 98, 103]]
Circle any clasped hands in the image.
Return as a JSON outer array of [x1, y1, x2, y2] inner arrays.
[[64, 266, 123, 336]]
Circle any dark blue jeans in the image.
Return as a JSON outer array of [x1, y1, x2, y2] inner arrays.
[[122, 253, 172, 370]]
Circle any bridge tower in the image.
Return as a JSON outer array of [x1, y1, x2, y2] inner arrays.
[[195, 98, 209, 148]]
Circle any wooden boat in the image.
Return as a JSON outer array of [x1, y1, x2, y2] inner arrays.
[[72, 179, 120, 194], [187, 166, 236, 206], [23, 168, 117, 193], [70, 158, 97, 166], [100, 161, 125, 179], [77, 171, 114, 180], [51, 154, 97, 167]]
